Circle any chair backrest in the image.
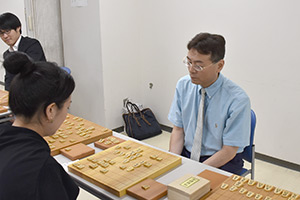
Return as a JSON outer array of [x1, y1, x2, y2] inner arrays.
[[61, 66, 71, 74], [241, 109, 256, 162]]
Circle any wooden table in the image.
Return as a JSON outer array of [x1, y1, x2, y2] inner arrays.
[[0, 89, 8, 106], [0, 89, 13, 124], [54, 132, 231, 200]]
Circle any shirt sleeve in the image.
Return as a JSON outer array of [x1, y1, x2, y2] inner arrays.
[[168, 82, 184, 128], [223, 94, 251, 151]]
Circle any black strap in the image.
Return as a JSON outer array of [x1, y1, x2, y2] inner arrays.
[[125, 101, 151, 126]]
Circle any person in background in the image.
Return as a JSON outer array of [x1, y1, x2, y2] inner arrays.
[[168, 32, 251, 174], [0, 52, 78, 199], [0, 12, 46, 91]]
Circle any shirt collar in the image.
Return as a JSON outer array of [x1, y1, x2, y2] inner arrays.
[[9, 35, 22, 52], [202, 73, 224, 98]]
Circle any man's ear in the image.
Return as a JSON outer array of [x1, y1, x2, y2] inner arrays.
[[45, 103, 57, 123], [16, 26, 21, 34], [216, 59, 224, 73]]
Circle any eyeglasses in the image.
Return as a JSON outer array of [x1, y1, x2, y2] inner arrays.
[[183, 56, 214, 71], [0, 30, 12, 37]]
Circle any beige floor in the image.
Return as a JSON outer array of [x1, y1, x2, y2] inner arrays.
[[78, 131, 300, 199]]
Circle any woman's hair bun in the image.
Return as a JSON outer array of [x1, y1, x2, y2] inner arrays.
[[3, 51, 36, 76]]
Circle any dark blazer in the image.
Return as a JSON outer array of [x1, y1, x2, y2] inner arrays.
[[3, 36, 46, 91]]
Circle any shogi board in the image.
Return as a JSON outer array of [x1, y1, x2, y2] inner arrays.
[[94, 136, 126, 150], [126, 178, 167, 200], [202, 174, 300, 200], [44, 114, 112, 156], [68, 140, 182, 197], [0, 90, 8, 106], [0, 105, 8, 113]]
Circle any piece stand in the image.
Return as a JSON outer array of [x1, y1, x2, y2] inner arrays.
[[60, 143, 95, 161], [127, 178, 167, 200]]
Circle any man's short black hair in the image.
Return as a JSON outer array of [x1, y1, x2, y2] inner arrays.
[[0, 12, 22, 34], [187, 33, 225, 63]]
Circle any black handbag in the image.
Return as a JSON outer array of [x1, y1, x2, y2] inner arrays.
[[122, 101, 162, 140]]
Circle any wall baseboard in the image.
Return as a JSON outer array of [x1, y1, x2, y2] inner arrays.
[[112, 124, 173, 133], [112, 126, 124, 133], [255, 152, 300, 173], [159, 124, 173, 132]]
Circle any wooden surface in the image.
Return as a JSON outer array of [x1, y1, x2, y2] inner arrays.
[[203, 174, 300, 200], [198, 170, 229, 190], [60, 143, 95, 161], [0, 90, 8, 106], [0, 105, 8, 113], [168, 174, 210, 200], [126, 178, 167, 200], [68, 140, 182, 197], [44, 114, 112, 156], [94, 136, 126, 150]]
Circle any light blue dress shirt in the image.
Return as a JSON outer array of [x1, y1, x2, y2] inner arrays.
[[168, 73, 251, 155]]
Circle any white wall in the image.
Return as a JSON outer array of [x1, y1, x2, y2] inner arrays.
[[99, 0, 300, 165], [60, 0, 106, 126], [99, 0, 143, 129], [0, 0, 27, 82]]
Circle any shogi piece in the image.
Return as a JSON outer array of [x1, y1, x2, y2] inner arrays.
[[60, 143, 95, 161], [198, 169, 229, 190], [0, 90, 9, 106], [126, 178, 167, 200], [68, 140, 181, 197], [44, 114, 112, 156], [168, 174, 210, 200], [94, 136, 126, 150], [202, 174, 300, 200], [0, 105, 8, 113]]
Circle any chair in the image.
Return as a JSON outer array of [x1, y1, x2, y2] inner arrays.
[[61, 66, 71, 74], [240, 109, 257, 179]]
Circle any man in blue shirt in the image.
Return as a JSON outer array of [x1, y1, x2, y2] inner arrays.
[[168, 33, 251, 174]]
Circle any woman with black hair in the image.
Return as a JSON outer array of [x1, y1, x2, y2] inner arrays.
[[0, 52, 79, 199]]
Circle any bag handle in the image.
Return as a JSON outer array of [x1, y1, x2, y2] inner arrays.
[[130, 101, 151, 126], [126, 101, 140, 113], [126, 101, 141, 126], [126, 101, 151, 126], [131, 103, 151, 125], [125, 101, 134, 114]]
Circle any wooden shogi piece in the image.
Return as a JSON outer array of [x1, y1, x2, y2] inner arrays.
[[94, 136, 126, 150], [202, 174, 300, 200], [44, 114, 112, 156], [68, 140, 182, 197]]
